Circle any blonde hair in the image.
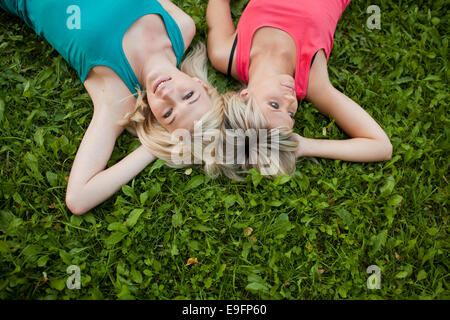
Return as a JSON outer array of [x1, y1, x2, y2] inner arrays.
[[217, 90, 299, 179], [118, 43, 298, 180], [119, 42, 225, 173]]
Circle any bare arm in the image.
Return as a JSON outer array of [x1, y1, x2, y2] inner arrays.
[[294, 50, 392, 162], [66, 110, 156, 215], [206, 0, 238, 77], [66, 71, 156, 215]]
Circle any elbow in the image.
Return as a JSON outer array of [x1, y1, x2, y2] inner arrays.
[[65, 191, 88, 216], [184, 16, 196, 45], [206, 47, 227, 74], [206, 41, 217, 62], [382, 139, 393, 161]]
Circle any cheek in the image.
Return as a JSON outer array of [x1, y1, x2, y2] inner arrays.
[[200, 100, 213, 113], [148, 108, 168, 129], [147, 98, 162, 116]]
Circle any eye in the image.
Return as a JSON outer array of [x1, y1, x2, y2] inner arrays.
[[184, 91, 194, 100], [269, 102, 279, 109], [163, 108, 173, 119], [288, 111, 295, 119]]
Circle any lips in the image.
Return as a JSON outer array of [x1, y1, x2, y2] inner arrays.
[[153, 77, 171, 94], [281, 82, 296, 91]]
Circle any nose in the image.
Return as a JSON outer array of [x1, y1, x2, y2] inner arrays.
[[158, 85, 176, 102], [284, 92, 297, 105]]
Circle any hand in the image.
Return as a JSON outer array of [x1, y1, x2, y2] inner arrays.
[[291, 132, 306, 158]]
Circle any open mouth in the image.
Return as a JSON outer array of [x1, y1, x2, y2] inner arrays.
[[153, 77, 172, 94]]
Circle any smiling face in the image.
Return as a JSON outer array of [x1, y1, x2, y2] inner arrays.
[[146, 69, 212, 132], [241, 74, 298, 130]]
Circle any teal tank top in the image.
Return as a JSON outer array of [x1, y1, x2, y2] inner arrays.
[[0, 0, 186, 95]]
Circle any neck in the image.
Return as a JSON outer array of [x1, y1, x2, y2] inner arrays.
[[248, 49, 296, 86], [130, 35, 178, 90], [122, 14, 179, 92], [137, 51, 178, 92]]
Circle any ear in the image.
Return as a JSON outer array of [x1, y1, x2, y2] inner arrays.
[[240, 89, 249, 101]]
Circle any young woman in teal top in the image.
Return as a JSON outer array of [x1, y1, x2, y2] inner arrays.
[[1, 0, 224, 214]]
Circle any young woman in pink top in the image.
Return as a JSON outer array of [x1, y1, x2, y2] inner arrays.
[[207, 0, 392, 176]]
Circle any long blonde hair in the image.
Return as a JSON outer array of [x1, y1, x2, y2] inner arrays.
[[217, 90, 299, 179], [119, 42, 225, 173], [118, 43, 298, 179]]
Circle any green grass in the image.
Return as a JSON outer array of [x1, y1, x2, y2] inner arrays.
[[0, 0, 448, 300]]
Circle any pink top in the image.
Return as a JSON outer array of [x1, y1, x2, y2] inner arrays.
[[235, 0, 351, 100]]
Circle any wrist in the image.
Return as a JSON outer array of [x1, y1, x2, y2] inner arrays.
[[292, 133, 306, 158]]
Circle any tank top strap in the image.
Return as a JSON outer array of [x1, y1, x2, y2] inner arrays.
[[2, 0, 186, 96], [102, 1, 186, 95], [234, 0, 351, 100]]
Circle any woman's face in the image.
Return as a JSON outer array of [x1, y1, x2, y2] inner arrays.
[[146, 70, 212, 132], [242, 74, 298, 130]]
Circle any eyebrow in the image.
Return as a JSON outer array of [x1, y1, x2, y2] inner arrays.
[[269, 108, 282, 113], [269, 108, 294, 118], [268, 109, 295, 125]]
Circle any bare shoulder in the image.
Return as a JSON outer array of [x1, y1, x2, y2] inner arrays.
[[306, 49, 333, 100], [208, 30, 238, 78], [305, 49, 340, 116], [158, 0, 196, 50], [83, 66, 137, 121]]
